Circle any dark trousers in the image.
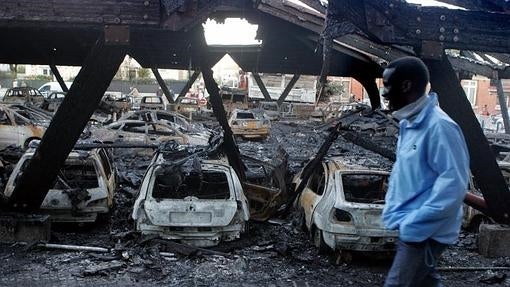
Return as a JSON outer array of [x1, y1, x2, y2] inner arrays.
[[384, 239, 447, 287]]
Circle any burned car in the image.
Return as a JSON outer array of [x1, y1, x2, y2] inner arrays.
[[99, 94, 132, 114], [175, 97, 199, 118], [0, 104, 47, 149], [132, 145, 249, 247], [91, 120, 211, 146], [119, 110, 197, 133], [3, 86, 45, 106], [229, 109, 270, 139], [256, 101, 280, 121], [310, 102, 343, 122], [140, 96, 165, 111], [294, 158, 398, 253], [41, 91, 66, 112], [4, 147, 117, 222]]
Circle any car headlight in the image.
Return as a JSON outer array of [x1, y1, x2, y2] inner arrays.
[[333, 209, 353, 223]]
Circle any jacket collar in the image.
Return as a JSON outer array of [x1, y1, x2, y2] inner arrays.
[[399, 93, 438, 129]]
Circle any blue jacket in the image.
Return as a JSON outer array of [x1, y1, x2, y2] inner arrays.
[[382, 94, 470, 244]]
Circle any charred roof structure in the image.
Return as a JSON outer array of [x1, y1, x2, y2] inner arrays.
[[1, 0, 510, 223]]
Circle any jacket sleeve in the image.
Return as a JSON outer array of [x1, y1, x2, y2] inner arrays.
[[398, 121, 470, 242]]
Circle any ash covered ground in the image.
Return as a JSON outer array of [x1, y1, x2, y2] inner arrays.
[[0, 120, 509, 287]]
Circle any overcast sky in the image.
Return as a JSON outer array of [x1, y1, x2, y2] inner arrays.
[[204, 0, 460, 45]]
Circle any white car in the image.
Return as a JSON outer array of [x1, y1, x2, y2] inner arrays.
[[0, 104, 47, 149], [229, 109, 270, 139], [119, 110, 197, 133], [4, 148, 117, 222], [256, 101, 280, 121], [38, 81, 73, 97], [294, 157, 398, 254], [91, 120, 211, 146], [132, 151, 250, 247]]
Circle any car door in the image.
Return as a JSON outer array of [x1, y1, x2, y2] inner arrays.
[[299, 164, 327, 229], [148, 123, 186, 144], [97, 149, 116, 206], [119, 122, 148, 144], [0, 109, 19, 148]]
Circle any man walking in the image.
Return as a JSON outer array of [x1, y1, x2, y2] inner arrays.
[[382, 57, 470, 287]]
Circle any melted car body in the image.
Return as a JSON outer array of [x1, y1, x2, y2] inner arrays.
[[3, 87, 45, 106], [140, 96, 165, 111], [229, 109, 270, 139], [4, 148, 117, 222], [294, 158, 398, 252], [0, 104, 47, 149], [91, 119, 211, 146], [132, 152, 249, 247]]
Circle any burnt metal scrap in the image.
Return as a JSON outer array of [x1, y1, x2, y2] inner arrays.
[[294, 107, 366, 197], [242, 146, 289, 221]]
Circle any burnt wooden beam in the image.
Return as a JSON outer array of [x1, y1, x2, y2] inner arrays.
[[151, 68, 175, 104], [8, 37, 126, 211], [49, 64, 68, 93], [277, 74, 300, 106], [326, 0, 510, 53], [193, 27, 246, 181], [177, 70, 201, 100], [354, 76, 380, 109], [298, 0, 326, 13], [448, 56, 510, 79], [437, 0, 510, 12], [252, 72, 272, 101], [424, 54, 510, 224], [0, 0, 160, 26], [496, 79, 510, 134], [487, 53, 510, 64]]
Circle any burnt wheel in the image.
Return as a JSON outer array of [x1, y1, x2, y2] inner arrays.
[[335, 250, 353, 264], [313, 226, 329, 254]]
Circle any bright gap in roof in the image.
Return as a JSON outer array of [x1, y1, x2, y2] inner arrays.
[[203, 18, 261, 46], [406, 0, 463, 9]]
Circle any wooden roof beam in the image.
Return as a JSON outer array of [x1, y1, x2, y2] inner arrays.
[[326, 0, 510, 53]]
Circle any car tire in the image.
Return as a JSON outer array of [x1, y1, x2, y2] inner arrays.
[[312, 226, 329, 254]]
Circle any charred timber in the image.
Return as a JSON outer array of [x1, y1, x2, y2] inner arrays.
[[151, 68, 175, 104], [8, 36, 126, 211], [49, 65, 69, 93], [325, 0, 510, 53], [252, 72, 272, 101], [424, 54, 510, 224], [177, 70, 201, 101], [0, 0, 160, 26], [193, 27, 246, 181]]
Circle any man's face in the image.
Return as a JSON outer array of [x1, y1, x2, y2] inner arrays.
[[382, 67, 407, 111]]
